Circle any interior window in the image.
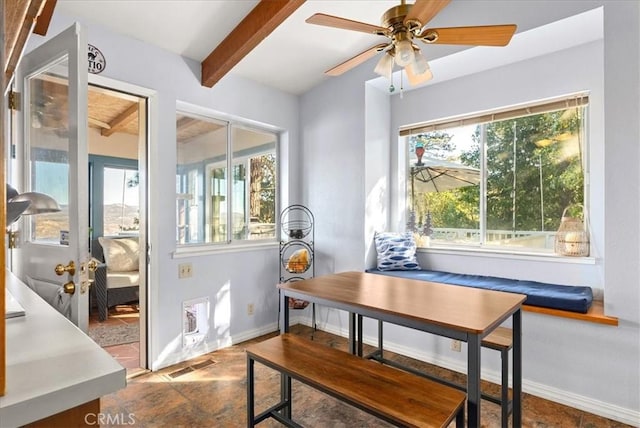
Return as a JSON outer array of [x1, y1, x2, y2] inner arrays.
[[28, 70, 70, 243], [176, 109, 278, 245]]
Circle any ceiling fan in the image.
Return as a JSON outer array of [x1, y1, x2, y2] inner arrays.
[[306, 0, 517, 86]]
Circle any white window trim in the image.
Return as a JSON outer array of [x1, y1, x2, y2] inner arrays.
[[419, 245, 596, 265], [173, 240, 279, 258]]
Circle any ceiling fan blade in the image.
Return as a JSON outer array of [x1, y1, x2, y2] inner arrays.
[[325, 43, 389, 76], [419, 25, 517, 46], [404, 0, 451, 29], [306, 13, 388, 35]]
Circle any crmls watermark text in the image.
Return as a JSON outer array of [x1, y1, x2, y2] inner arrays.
[[85, 412, 136, 425]]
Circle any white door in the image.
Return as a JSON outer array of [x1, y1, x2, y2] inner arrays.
[[11, 23, 90, 331]]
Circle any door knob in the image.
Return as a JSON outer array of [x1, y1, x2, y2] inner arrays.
[[63, 281, 76, 294], [87, 259, 99, 272], [55, 261, 76, 276]]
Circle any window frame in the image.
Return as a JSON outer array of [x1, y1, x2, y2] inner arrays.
[[401, 94, 592, 257], [175, 103, 280, 252]]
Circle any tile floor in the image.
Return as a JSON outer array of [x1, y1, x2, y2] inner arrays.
[[97, 324, 634, 428], [90, 304, 143, 374]]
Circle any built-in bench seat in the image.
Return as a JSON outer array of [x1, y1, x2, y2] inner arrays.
[[246, 333, 466, 427], [366, 268, 593, 313]]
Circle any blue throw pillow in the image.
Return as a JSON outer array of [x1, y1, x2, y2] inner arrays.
[[374, 232, 420, 271]]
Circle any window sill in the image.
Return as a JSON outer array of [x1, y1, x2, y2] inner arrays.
[[173, 240, 279, 258], [523, 301, 618, 326], [418, 245, 596, 264]]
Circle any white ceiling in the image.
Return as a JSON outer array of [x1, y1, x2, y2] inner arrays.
[[55, 1, 603, 95]]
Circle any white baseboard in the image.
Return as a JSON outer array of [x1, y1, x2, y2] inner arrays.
[[302, 318, 640, 427], [523, 379, 640, 426], [230, 322, 279, 345], [151, 321, 282, 371], [153, 313, 313, 370]]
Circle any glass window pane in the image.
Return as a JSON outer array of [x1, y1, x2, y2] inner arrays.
[[232, 163, 246, 240], [29, 62, 70, 243], [103, 167, 139, 236], [485, 108, 585, 250], [231, 125, 277, 241], [407, 126, 480, 246], [176, 112, 228, 244], [208, 165, 227, 243]]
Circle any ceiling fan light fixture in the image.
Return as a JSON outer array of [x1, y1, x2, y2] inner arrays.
[[395, 40, 414, 66], [405, 64, 433, 86], [374, 52, 395, 80], [410, 49, 430, 76]]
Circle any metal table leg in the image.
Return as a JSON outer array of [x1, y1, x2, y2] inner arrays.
[[467, 333, 482, 426], [348, 312, 356, 354], [247, 356, 255, 427], [513, 309, 522, 426], [279, 293, 291, 419]]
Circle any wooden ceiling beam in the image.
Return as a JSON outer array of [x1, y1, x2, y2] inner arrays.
[[4, 0, 47, 85], [101, 103, 138, 137], [33, 0, 57, 36], [201, 0, 305, 88]]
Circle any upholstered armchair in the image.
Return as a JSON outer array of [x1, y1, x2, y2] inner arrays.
[[91, 236, 140, 322]]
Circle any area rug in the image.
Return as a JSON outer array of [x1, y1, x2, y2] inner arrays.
[[88, 322, 139, 347]]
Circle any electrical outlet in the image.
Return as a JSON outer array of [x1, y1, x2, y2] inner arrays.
[[178, 263, 192, 278], [247, 303, 255, 315], [451, 340, 462, 352]]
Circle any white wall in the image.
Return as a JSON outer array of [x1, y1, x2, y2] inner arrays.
[[88, 127, 138, 159], [30, 11, 302, 369], [299, 1, 639, 424], [364, 83, 391, 269], [299, 65, 373, 276]]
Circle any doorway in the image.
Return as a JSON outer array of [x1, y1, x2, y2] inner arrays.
[[8, 23, 151, 377], [84, 82, 148, 377]]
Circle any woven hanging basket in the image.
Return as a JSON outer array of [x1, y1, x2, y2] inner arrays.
[[554, 204, 589, 257]]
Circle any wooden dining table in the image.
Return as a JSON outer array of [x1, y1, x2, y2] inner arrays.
[[278, 271, 526, 427]]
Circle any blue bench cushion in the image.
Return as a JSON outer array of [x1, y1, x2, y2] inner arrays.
[[366, 268, 593, 313]]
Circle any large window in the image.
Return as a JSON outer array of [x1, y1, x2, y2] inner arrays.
[[176, 110, 278, 245], [403, 95, 588, 253]]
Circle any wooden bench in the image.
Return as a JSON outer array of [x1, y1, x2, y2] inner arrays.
[[363, 319, 513, 428], [246, 333, 466, 428]]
